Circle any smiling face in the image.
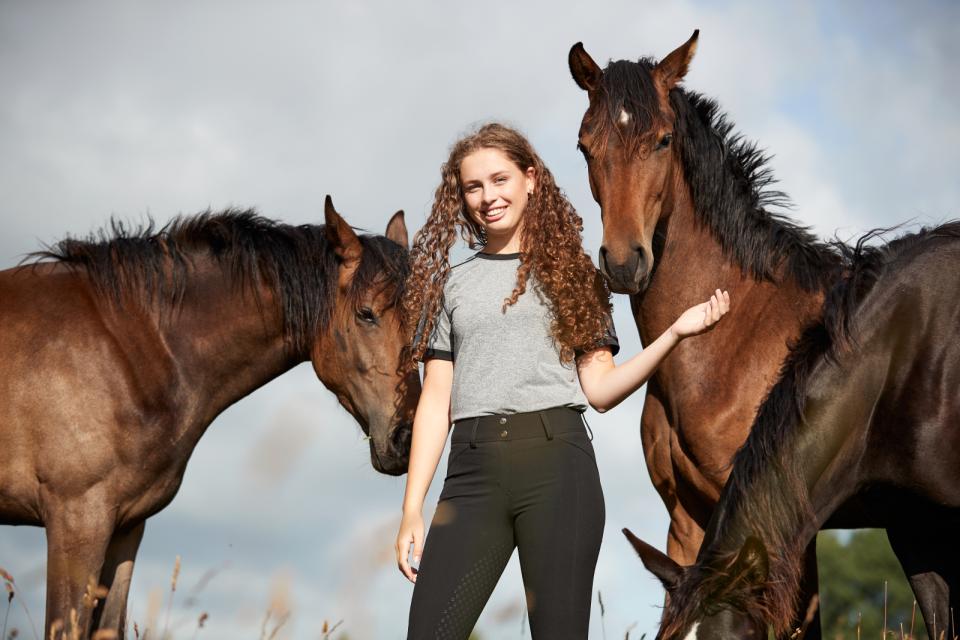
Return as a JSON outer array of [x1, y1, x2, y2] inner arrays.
[[459, 147, 535, 249]]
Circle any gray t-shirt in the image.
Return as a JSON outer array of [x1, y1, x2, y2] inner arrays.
[[423, 251, 619, 422]]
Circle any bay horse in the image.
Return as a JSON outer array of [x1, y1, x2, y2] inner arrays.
[[0, 196, 419, 638], [569, 31, 846, 636], [626, 220, 960, 639]]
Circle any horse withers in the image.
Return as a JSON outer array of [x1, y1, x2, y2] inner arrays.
[[0, 196, 418, 638]]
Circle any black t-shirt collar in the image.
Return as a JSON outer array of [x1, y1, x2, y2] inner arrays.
[[476, 251, 522, 260]]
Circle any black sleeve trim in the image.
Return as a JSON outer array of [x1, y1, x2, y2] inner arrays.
[[601, 336, 620, 357], [575, 336, 620, 358], [423, 348, 453, 362]]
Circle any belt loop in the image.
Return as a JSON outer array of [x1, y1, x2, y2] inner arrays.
[[580, 412, 595, 441], [538, 410, 554, 440], [469, 417, 480, 448]]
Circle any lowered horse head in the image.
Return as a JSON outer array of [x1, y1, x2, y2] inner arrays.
[[569, 31, 699, 294], [624, 528, 770, 640], [314, 195, 417, 475]]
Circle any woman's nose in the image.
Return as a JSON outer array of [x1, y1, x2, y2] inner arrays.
[[482, 186, 497, 205]]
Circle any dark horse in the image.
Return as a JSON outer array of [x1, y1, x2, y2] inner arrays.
[[626, 220, 960, 639], [568, 31, 846, 636], [0, 196, 419, 638]]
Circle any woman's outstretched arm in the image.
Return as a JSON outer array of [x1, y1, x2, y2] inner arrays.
[[577, 288, 730, 413], [396, 357, 453, 583]]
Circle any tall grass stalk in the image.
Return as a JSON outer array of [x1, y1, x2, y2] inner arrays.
[[320, 619, 342, 640], [3, 584, 11, 640], [161, 556, 181, 640], [910, 601, 917, 640], [0, 569, 38, 640], [598, 590, 607, 640], [884, 580, 888, 640]]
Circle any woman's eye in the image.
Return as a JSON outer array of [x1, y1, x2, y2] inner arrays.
[[656, 133, 673, 150], [356, 307, 378, 325]]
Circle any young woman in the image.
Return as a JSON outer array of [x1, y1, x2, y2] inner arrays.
[[396, 122, 729, 640]]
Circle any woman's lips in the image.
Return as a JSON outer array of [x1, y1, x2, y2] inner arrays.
[[483, 205, 507, 222]]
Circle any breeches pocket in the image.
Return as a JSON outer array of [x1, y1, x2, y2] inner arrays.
[[552, 430, 597, 465]]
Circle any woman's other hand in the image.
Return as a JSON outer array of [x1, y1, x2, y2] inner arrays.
[[671, 289, 730, 339], [396, 509, 425, 583]]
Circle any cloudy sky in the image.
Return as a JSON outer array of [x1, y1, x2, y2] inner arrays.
[[1, 1, 957, 638]]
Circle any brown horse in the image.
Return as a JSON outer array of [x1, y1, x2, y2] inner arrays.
[[0, 196, 419, 638], [569, 31, 845, 637], [626, 220, 960, 639]]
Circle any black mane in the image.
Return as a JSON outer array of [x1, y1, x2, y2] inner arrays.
[[593, 58, 843, 292], [26, 208, 409, 353]]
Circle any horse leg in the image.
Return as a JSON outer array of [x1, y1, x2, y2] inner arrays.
[[887, 524, 959, 640], [93, 521, 146, 639], [43, 497, 114, 637]]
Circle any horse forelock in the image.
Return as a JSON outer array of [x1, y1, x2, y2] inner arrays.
[[25, 208, 409, 354], [349, 233, 411, 321], [584, 57, 663, 159]]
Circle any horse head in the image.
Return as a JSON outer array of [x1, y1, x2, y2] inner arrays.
[[311, 195, 419, 476], [623, 527, 769, 640], [569, 30, 699, 294]]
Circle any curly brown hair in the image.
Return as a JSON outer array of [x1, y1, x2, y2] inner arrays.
[[403, 122, 612, 368]]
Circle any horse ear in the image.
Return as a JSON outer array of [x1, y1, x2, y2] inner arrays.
[[324, 195, 362, 265], [654, 29, 699, 91], [622, 528, 683, 592], [385, 210, 409, 249], [569, 42, 603, 92], [729, 536, 769, 585]]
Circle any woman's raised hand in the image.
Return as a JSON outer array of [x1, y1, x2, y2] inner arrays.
[[396, 509, 425, 583], [671, 288, 730, 339]]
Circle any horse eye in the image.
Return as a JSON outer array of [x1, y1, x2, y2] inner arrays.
[[356, 307, 378, 325], [657, 133, 673, 150], [577, 141, 591, 158]]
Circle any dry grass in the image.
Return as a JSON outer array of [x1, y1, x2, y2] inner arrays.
[[1, 567, 39, 640]]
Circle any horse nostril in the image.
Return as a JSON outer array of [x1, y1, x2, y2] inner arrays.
[[391, 422, 413, 454], [633, 246, 647, 276]]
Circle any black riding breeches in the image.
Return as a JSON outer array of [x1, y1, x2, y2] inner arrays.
[[407, 406, 605, 640]]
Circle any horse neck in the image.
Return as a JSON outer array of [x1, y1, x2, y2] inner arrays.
[[632, 171, 831, 438], [154, 257, 307, 430], [638, 176, 825, 344], [632, 181, 725, 343]]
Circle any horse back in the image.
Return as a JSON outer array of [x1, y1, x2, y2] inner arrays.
[[850, 231, 960, 508]]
